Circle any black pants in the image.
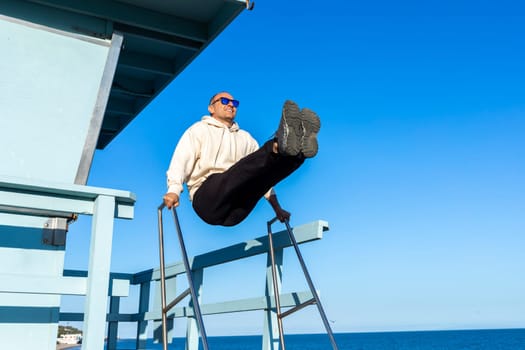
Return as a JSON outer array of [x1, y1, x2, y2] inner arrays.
[[192, 140, 304, 226]]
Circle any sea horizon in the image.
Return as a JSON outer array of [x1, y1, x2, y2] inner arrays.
[[63, 327, 525, 350]]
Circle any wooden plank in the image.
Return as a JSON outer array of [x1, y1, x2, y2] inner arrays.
[[143, 291, 314, 321], [0, 177, 135, 219], [0, 175, 135, 201], [137, 220, 329, 283], [82, 195, 116, 350], [0, 274, 129, 297], [0, 276, 86, 295]]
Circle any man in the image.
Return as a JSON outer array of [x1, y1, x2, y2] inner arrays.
[[163, 91, 320, 226]]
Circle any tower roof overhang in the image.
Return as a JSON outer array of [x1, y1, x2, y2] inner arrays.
[[7, 0, 247, 149]]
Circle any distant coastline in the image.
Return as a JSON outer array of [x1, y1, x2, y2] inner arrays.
[[56, 344, 80, 350]]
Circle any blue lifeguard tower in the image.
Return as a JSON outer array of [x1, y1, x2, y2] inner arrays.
[[0, 1, 247, 349]]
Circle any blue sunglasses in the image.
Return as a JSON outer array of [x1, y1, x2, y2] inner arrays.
[[211, 97, 240, 108]]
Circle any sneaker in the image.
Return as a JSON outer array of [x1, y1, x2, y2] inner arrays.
[[276, 100, 303, 156], [300, 108, 321, 158]]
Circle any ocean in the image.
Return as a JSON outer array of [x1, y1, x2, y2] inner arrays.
[[69, 328, 525, 350]]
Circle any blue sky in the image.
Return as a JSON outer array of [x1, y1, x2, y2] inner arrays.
[[63, 0, 524, 337]]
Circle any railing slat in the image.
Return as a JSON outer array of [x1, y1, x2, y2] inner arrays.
[[134, 220, 328, 283]]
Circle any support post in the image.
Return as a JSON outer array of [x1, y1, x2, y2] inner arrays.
[[136, 281, 151, 350], [107, 294, 120, 350], [154, 278, 176, 344], [82, 195, 116, 350], [186, 269, 204, 350], [263, 246, 283, 350]]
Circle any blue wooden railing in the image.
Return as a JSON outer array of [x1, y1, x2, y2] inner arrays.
[[60, 220, 329, 350], [0, 175, 135, 350], [0, 175, 329, 350]]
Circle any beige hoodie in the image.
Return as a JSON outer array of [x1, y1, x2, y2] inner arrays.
[[167, 116, 274, 201]]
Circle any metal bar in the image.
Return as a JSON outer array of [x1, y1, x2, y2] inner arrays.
[[171, 206, 209, 350], [0, 205, 75, 219], [165, 288, 191, 313], [267, 217, 286, 350], [156, 204, 168, 350], [280, 298, 316, 319], [283, 219, 339, 350]]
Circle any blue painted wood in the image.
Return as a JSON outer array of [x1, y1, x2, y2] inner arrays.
[[1, 0, 248, 152], [143, 291, 315, 320], [22, 0, 209, 42], [152, 280, 163, 344], [0, 275, 86, 295], [0, 175, 134, 349], [0, 270, 129, 298], [55, 220, 326, 349], [0, 199, 66, 349], [0, 15, 111, 184], [0, 175, 135, 219], [0, 2, 248, 348], [58, 312, 139, 323], [0, 175, 136, 201], [61, 291, 315, 323], [152, 277, 176, 344], [0, 306, 60, 323], [0, 0, 111, 41], [0, 214, 63, 250], [82, 195, 116, 350], [136, 281, 151, 350], [139, 221, 328, 283], [107, 296, 120, 350], [165, 278, 177, 343], [186, 269, 204, 350], [263, 248, 283, 350], [64, 269, 134, 280]]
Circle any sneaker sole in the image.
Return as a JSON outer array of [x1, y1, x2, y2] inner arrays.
[[300, 108, 320, 158], [277, 100, 302, 156]]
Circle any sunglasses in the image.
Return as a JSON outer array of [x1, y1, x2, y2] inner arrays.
[[211, 97, 240, 108]]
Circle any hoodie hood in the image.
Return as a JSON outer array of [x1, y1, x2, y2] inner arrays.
[[201, 115, 240, 132]]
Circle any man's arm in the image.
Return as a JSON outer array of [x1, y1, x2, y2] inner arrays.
[[268, 194, 291, 222], [164, 127, 198, 208]]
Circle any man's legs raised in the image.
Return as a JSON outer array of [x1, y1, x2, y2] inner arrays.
[[193, 100, 320, 226], [193, 140, 304, 226]]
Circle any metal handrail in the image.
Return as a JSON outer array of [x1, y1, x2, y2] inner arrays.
[[157, 203, 209, 350], [267, 218, 339, 350]]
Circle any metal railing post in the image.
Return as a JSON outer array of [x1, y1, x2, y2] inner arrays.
[[267, 217, 286, 350], [157, 203, 209, 350], [267, 218, 339, 350], [157, 204, 169, 350]]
